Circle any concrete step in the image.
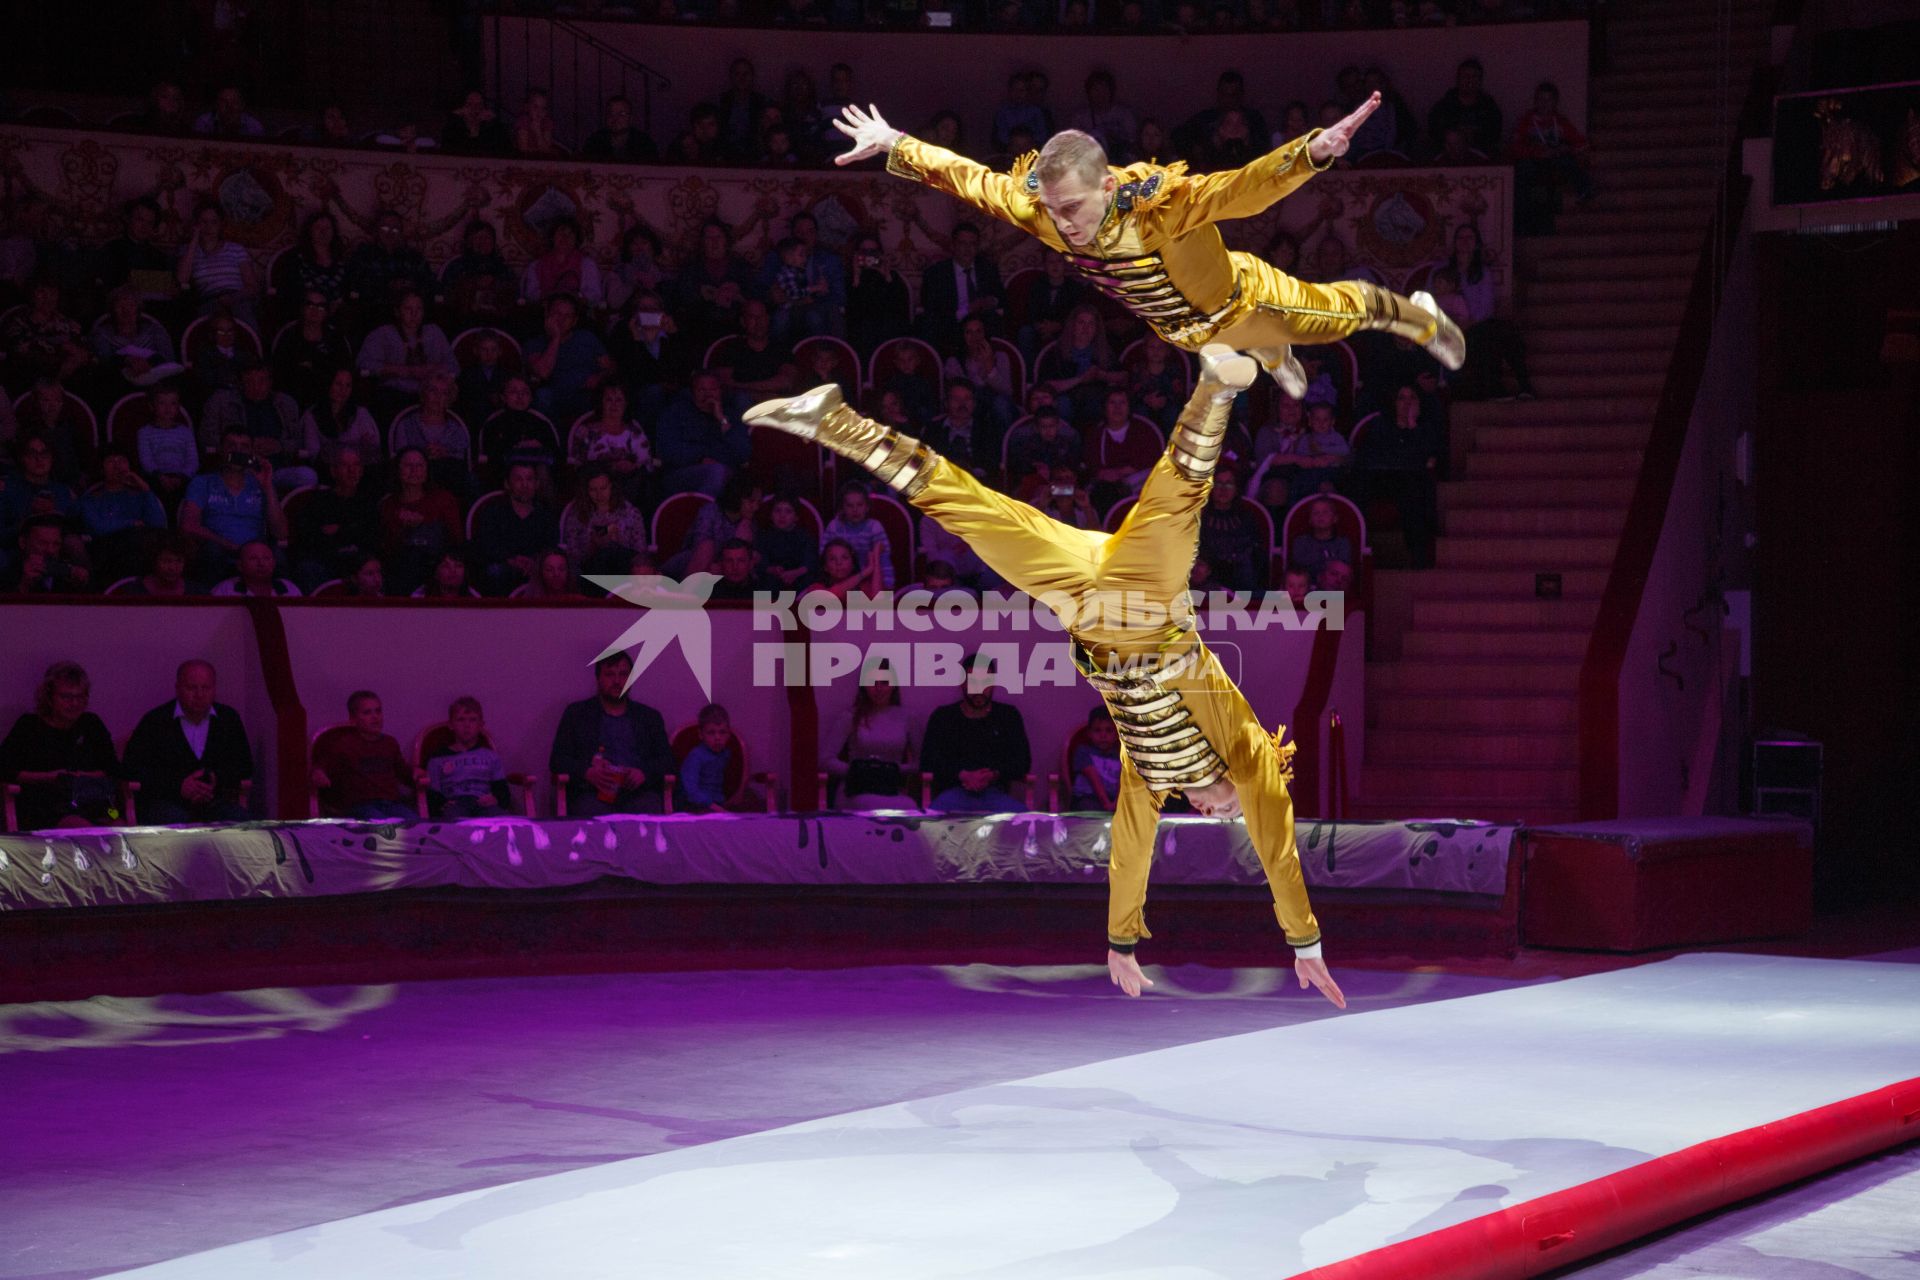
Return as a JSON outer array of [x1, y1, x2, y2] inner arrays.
[[1389, 567, 1611, 598], [1588, 144, 1724, 170], [1464, 447, 1643, 478], [1361, 762, 1579, 804], [1585, 124, 1721, 148], [1520, 325, 1678, 355], [1602, 43, 1767, 73], [1453, 395, 1655, 425], [1531, 371, 1668, 398], [1523, 249, 1695, 282], [1523, 276, 1684, 305], [1371, 691, 1579, 731], [1368, 663, 1584, 700], [1587, 184, 1721, 213], [1519, 230, 1703, 260], [1401, 626, 1593, 660], [1526, 348, 1676, 377], [1410, 596, 1599, 630], [1442, 476, 1636, 509], [1444, 506, 1626, 537], [1437, 534, 1619, 569], [1462, 422, 1651, 451], [1554, 208, 1713, 236]]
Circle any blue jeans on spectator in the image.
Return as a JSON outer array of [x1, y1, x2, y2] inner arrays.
[[931, 785, 1021, 813], [348, 799, 416, 821], [441, 795, 507, 819], [142, 797, 251, 825]]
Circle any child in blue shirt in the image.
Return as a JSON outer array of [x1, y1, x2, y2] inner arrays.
[[1069, 705, 1122, 812], [423, 695, 510, 818], [821, 481, 894, 589], [676, 702, 746, 814]]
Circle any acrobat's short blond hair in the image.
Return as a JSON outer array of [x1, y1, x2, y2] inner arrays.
[[1035, 129, 1109, 188]]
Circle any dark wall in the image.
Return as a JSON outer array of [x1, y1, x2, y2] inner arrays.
[[1753, 224, 1920, 904]]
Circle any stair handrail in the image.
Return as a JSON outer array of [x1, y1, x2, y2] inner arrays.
[[550, 18, 671, 93], [1576, 61, 1775, 819]]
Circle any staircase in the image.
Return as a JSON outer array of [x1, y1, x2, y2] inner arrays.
[[1353, 0, 1768, 823]]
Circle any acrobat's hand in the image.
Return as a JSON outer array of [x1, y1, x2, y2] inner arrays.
[[833, 104, 903, 166], [1308, 92, 1381, 164], [1296, 954, 1347, 1009], [1108, 948, 1155, 998]]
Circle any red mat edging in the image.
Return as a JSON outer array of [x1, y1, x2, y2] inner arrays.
[[1291, 1076, 1920, 1280]]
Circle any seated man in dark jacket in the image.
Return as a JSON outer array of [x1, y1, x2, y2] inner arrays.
[[549, 651, 679, 816], [919, 652, 1033, 812], [123, 659, 254, 823], [292, 446, 384, 590]]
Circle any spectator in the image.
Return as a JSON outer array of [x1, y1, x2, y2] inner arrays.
[[1274, 99, 1313, 146], [413, 549, 474, 599], [1288, 496, 1355, 577], [292, 445, 383, 589], [513, 88, 561, 156], [675, 475, 761, 576], [1296, 401, 1354, 494], [123, 661, 254, 824], [180, 433, 286, 580], [1085, 387, 1160, 511], [668, 703, 751, 812], [1135, 117, 1176, 165], [12, 378, 92, 483], [471, 460, 559, 595], [1512, 81, 1593, 233], [1198, 468, 1264, 593], [1445, 223, 1534, 400], [821, 481, 894, 589], [312, 691, 415, 820], [1348, 66, 1419, 158], [669, 102, 725, 165], [1005, 403, 1083, 492], [100, 198, 173, 298], [1069, 705, 1121, 811], [451, 331, 511, 431], [2, 435, 80, 542], [305, 103, 355, 147], [1318, 557, 1353, 594], [441, 89, 511, 155], [1036, 303, 1124, 424], [753, 493, 818, 589], [572, 382, 654, 493], [918, 222, 1003, 351], [135, 81, 191, 135], [301, 367, 385, 466], [120, 535, 198, 597], [582, 94, 659, 162], [825, 661, 918, 809], [716, 58, 771, 162], [1015, 252, 1087, 361], [193, 86, 264, 137], [845, 232, 910, 355], [911, 558, 963, 596], [212, 538, 301, 597], [653, 370, 752, 498], [379, 447, 463, 592], [419, 695, 511, 819], [272, 291, 349, 408], [1069, 70, 1139, 163], [1280, 565, 1312, 609], [355, 290, 457, 416], [549, 652, 678, 816], [3, 279, 88, 387], [806, 536, 882, 601], [713, 298, 795, 396], [440, 219, 514, 327], [608, 291, 694, 413], [175, 205, 259, 327], [1028, 460, 1098, 528], [920, 653, 1032, 812], [526, 293, 610, 424], [917, 511, 997, 590], [874, 339, 942, 425], [389, 370, 473, 497], [764, 237, 833, 344], [1176, 70, 1268, 162], [343, 552, 386, 598], [135, 386, 198, 501], [9, 512, 89, 594], [672, 219, 754, 348], [0, 660, 118, 829], [479, 376, 563, 476], [817, 62, 858, 146], [925, 380, 1001, 477], [202, 360, 312, 491], [518, 548, 579, 599], [560, 467, 648, 576], [1362, 383, 1442, 568], [188, 310, 251, 398], [1192, 107, 1258, 173], [708, 538, 765, 602], [943, 315, 1017, 425], [521, 219, 605, 309], [607, 226, 670, 315], [992, 71, 1053, 154], [778, 68, 827, 161], [292, 211, 350, 314], [78, 447, 167, 582], [1428, 57, 1502, 158], [344, 212, 435, 311]]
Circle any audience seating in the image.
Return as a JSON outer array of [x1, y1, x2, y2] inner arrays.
[[650, 490, 711, 555], [865, 491, 917, 587], [410, 721, 538, 818], [664, 721, 779, 814]]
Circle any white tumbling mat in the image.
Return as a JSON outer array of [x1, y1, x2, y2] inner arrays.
[[106, 955, 1920, 1279]]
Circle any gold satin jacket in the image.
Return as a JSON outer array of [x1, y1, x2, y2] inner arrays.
[[886, 132, 1331, 346]]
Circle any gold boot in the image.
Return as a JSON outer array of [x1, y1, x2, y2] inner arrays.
[[1169, 344, 1259, 481], [743, 384, 938, 498], [1247, 345, 1309, 399], [1353, 282, 1466, 371]]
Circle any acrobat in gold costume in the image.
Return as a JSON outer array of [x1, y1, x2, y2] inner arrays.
[[747, 350, 1320, 957], [883, 132, 1463, 389]]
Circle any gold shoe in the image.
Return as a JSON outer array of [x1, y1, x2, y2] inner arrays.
[[743, 383, 937, 497], [1196, 343, 1259, 398], [1410, 291, 1467, 371]]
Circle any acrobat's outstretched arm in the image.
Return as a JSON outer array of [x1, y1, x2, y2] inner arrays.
[[1157, 92, 1382, 238], [834, 103, 1038, 234]]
